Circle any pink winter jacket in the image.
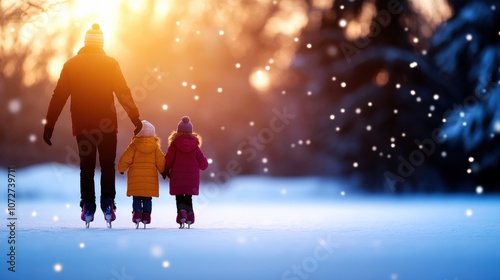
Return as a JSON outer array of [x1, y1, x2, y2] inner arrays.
[[165, 135, 208, 195]]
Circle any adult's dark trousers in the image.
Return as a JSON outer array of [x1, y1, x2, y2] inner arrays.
[[77, 132, 117, 204]]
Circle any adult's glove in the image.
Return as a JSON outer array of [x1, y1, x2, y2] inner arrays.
[[132, 117, 142, 135], [43, 127, 53, 146]]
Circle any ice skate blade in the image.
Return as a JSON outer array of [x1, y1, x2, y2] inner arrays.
[[105, 214, 112, 229], [179, 223, 185, 229], [84, 215, 92, 228]]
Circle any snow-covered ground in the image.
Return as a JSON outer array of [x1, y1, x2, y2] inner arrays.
[[1, 164, 499, 280]]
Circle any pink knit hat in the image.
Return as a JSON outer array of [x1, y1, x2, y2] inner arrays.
[[177, 116, 193, 133]]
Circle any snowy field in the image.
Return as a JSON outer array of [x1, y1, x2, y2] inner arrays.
[[1, 164, 500, 280]]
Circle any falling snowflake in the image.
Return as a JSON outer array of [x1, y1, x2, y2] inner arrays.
[[409, 62, 418, 68], [465, 34, 473, 41], [162, 261, 170, 268], [8, 99, 21, 114], [53, 263, 63, 272], [338, 19, 347, 28], [465, 209, 473, 217], [150, 245, 164, 257], [476, 186, 484, 194]]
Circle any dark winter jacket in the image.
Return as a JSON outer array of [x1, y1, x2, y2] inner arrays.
[[45, 46, 139, 136], [165, 134, 208, 195]]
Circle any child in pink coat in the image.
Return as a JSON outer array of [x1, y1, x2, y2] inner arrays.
[[163, 116, 208, 228]]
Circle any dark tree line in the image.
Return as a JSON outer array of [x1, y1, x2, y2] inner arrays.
[[270, 0, 500, 192]]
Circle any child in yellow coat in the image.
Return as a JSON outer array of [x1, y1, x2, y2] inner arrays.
[[118, 120, 165, 228]]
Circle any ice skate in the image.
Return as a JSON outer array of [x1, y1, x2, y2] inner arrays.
[[177, 209, 187, 229], [101, 198, 116, 229], [132, 211, 142, 229], [142, 212, 151, 229], [80, 201, 96, 228], [186, 212, 195, 229]]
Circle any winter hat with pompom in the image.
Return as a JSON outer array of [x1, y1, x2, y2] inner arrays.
[[84, 23, 104, 48], [136, 120, 155, 137], [177, 116, 193, 133]]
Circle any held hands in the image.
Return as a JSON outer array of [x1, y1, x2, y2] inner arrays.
[[132, 118, 142, 135], [43, 127, 54, 146], [161, 168, 170, 180]]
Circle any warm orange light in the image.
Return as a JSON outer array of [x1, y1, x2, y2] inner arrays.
[[375, 69, 389, 87]]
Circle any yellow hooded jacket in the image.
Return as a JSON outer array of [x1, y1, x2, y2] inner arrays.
[[117, 137, 165, 197]]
